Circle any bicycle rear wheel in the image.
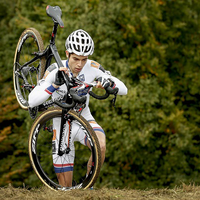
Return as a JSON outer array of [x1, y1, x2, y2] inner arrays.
[[28, 108, 101, 190], [13, 28, 46, 110]]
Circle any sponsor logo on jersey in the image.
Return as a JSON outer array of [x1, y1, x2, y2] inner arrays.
[[91, 61, 100, 69], [78, 74, 85, 82]]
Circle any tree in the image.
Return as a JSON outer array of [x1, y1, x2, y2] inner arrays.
[[1, 0, 200, 189]]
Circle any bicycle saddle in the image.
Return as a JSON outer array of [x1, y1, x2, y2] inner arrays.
[[46, 5, 64, 28]]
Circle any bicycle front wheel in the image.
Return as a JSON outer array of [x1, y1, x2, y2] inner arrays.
[[28, 108, 101, 190], [13, 28, 46, 110]]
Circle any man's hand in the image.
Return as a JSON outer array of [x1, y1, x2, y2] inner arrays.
[[96, 77, 110, 89], [54, 70, 65, 87]]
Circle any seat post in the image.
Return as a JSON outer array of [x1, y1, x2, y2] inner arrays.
[[50, 23, 59, 44]]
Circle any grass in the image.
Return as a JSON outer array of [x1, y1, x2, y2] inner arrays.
[[0, 184, 200, 200]]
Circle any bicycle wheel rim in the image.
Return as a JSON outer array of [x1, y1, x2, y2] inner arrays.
[[29, 109, 101, 190], [13, 28, 45, 110]]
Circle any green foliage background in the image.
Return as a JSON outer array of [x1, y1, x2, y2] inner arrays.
[[1, 0, 200, 189]]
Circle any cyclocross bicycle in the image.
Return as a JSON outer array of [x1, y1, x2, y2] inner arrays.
[[13, 5, 118, 190]]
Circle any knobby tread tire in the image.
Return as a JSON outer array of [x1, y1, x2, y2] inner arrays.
[[28, 108, 101, 190], [13, 28, 46, 110]]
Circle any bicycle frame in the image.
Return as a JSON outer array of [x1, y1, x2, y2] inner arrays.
[[58, 110, 72, 156], [18, 22, 71, 85]]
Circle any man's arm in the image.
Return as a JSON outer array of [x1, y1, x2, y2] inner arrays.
[[28, 65, 61, 108]]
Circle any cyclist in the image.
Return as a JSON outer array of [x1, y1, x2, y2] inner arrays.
[[28, 29, 127, 187]]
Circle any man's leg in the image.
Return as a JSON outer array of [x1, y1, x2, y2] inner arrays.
[[56, 171, 73, 187], [88, 120, 106, 165], [95, 130, 106, 165], [86, 130, 106, 175]]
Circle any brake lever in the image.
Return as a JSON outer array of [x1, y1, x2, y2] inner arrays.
[[111, 93, 117, 107]]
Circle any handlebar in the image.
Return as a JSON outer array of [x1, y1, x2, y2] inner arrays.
[[54, 100, 76, 109], [51, 78, 119, 110], [89, 86, 119, 100], [69, 78, 119, 100], [70, 87, 87, 103]]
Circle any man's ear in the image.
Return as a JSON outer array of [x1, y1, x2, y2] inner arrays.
[[66, 50, 69, 58]]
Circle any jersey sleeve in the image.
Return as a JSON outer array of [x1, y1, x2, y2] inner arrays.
[[108, 76, 128, 95], [28, 64, 58, 108]]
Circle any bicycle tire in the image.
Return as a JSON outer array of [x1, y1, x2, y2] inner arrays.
[[13, 28, 46, 110], [28, 108, 101, 190]]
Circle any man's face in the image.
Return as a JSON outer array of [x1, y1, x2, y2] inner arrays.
[[66, 51, 88, 76]]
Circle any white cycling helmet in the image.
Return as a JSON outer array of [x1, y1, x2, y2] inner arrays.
[[65, 29, 94, 56]]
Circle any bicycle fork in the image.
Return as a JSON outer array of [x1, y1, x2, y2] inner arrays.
[[57, 110, 72, 156]]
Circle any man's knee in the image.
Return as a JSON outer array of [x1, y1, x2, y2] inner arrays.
[[96, 132, 106, 153], [99, 142, 106, 154]]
